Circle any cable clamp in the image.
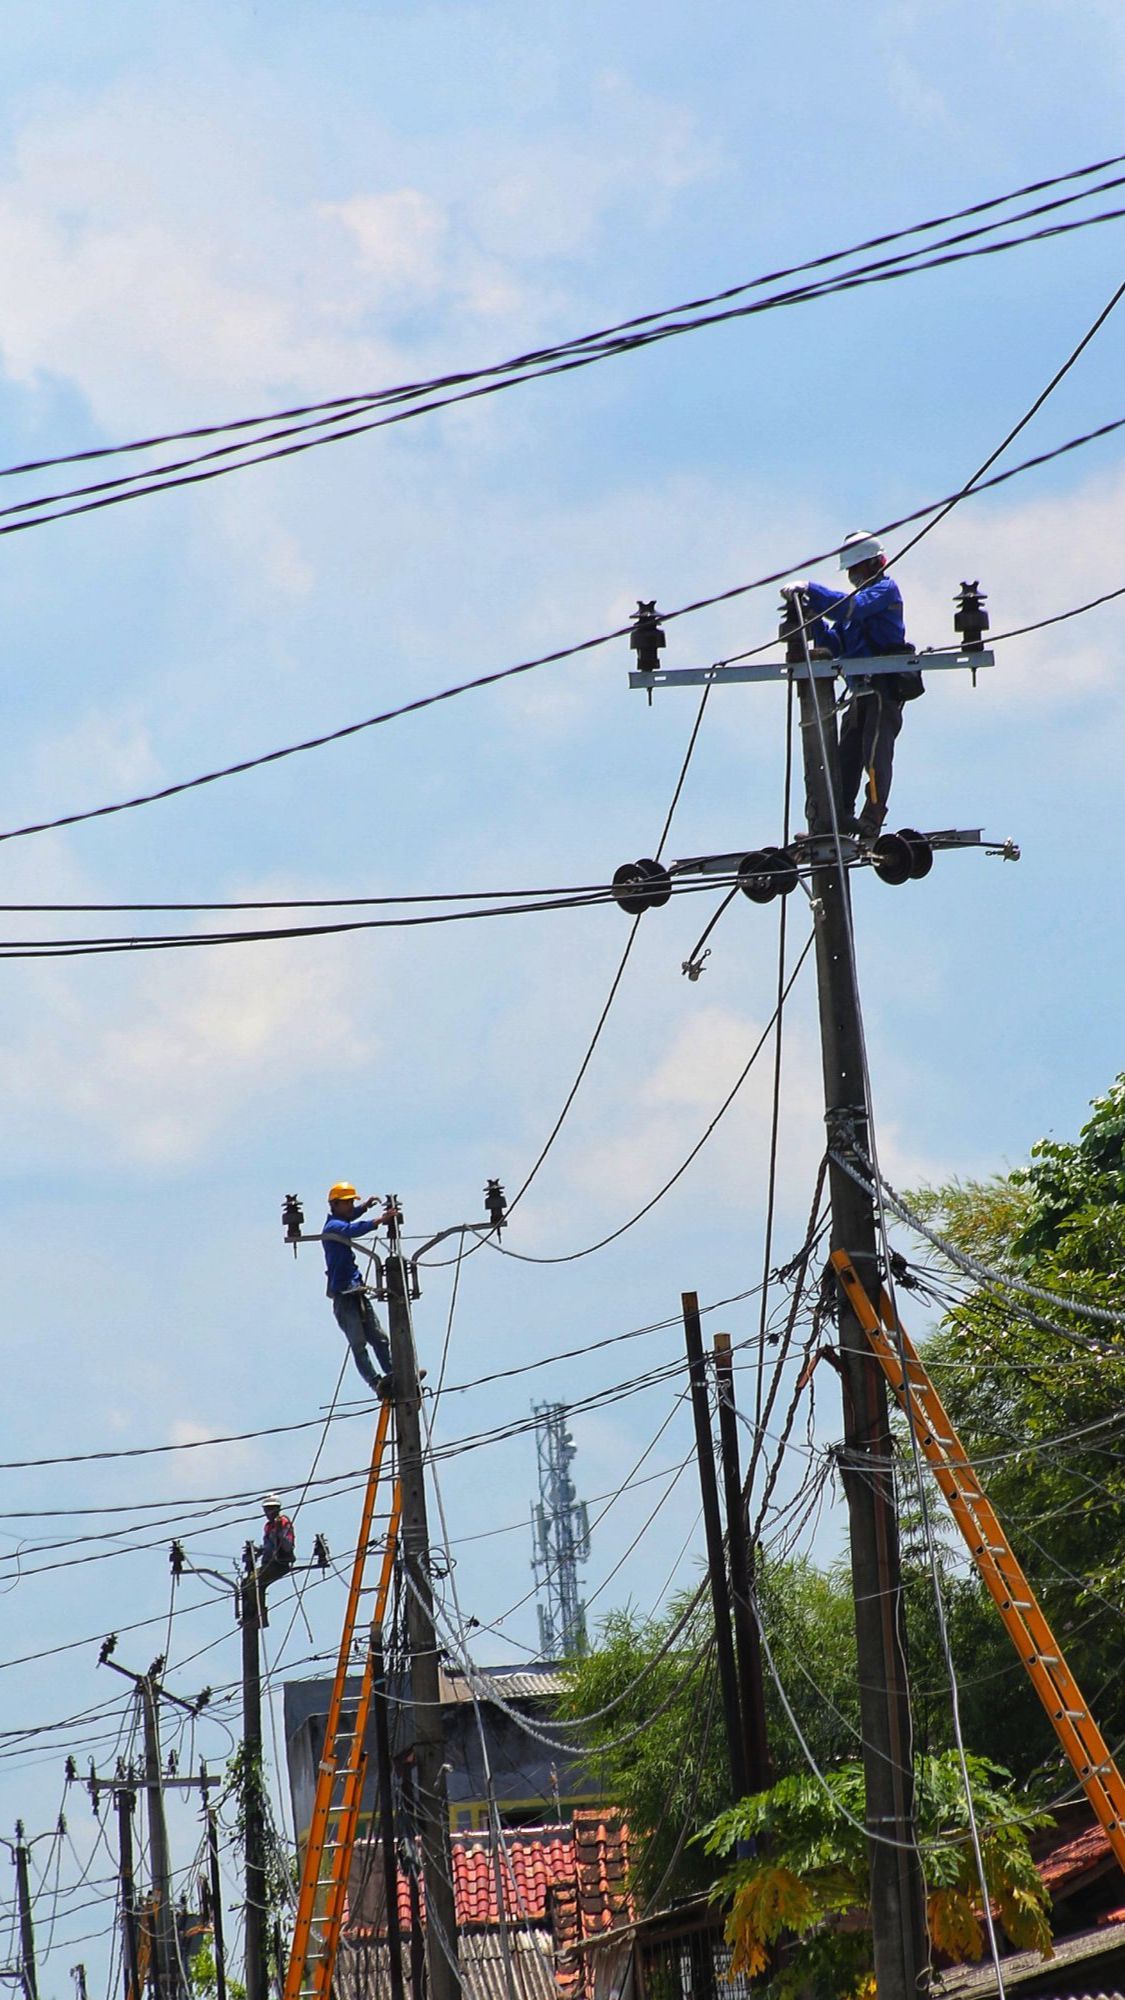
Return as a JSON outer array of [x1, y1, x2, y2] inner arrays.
[[681, 946, 711, 982]]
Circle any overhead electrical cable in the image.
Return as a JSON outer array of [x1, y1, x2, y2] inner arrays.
[[5, 147, 1121, 482], [3, 190, 1124, 542], [3, 409, 1123, 850]]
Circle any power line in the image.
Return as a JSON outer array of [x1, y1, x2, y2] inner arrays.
[[4, 407, 1123, 851], [3, 192, 1123, 543], [5, 147, 1120, 483]]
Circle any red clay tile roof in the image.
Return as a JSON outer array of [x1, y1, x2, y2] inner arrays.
[[348, 1809, 633, 1998], [1038, 1822, 1116, 1897]]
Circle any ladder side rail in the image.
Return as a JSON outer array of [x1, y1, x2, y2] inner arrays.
[[284, 1407, 394, 2000], [830, 1252, 1125, 1874], [305, 1483, 405, 2000]]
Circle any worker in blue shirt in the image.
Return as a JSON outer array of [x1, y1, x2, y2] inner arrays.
[[790, 530, 919, 840], [323, 1181, 395, 1396]]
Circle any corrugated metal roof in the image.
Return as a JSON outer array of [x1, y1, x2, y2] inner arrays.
[[334, 1929, 557, 2000], [438, 1666, 571, 1704]]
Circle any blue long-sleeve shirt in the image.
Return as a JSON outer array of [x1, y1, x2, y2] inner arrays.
[[322, 1214, 379, 1295], [803, 574, 907, 687]]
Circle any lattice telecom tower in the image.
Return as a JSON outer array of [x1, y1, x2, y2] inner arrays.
[[531, 1402, 590, 1657]]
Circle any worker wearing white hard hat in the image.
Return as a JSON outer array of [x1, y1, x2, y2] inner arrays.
[[783, 531, 922, 839]]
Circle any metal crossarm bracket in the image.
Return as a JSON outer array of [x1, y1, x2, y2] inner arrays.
[[629, 647, 995, 691], [830, 1247, 1125, 1880]]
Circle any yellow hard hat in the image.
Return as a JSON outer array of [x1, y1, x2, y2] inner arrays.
[[328, 1181, 358, 1203]]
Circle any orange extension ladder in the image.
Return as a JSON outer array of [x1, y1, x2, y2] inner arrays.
[[831, 1247, 1125, 1875], [284, 1401, 402, 2000]]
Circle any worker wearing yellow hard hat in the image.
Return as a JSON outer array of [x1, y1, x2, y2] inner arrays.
[[323, 1182, 397, 1397]]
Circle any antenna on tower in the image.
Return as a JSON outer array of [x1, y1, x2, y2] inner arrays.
[[530, 1402, 590, 1658]]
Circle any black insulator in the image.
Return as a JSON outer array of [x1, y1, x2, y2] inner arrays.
[[870, 833, 915, 886], [282, 1193, 304, 1243], [896, 829, 934, 880], [629, 600, 666, 675], [170, 1540, 185, 1578], [484, 1178, 507, 1232], [953, 580, 989, 653], [738, 848, 798, 903], [610, 858, 673, 916]]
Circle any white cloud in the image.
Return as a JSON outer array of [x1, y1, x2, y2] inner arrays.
[[0, 924, 377, 1167]]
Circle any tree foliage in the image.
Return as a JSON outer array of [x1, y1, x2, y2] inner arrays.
[[912, 1073, 1125, 1781], [701, 1755, 1053, 2000], [562, 1563, 862, 1899]]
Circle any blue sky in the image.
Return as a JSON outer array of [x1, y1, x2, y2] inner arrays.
[[2, 0, 1125, 1985]]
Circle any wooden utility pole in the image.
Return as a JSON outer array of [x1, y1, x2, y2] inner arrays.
[[384, 1211, 461, 2000], [713, 1335, 770, 1794], [682, 1293, 748, 1801], [788, 608, 930, 2000]]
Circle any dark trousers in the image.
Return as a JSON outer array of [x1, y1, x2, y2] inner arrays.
[[838, 685, 904, 821], [332, 1289, 393, 1391]]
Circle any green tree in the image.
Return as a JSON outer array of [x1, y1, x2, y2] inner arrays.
[[909, 1074, 1125, 1782], [701, 1754, 1054, 2000], [562, 1562, 861, 1900]]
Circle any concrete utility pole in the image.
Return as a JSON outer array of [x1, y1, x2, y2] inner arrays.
[[237, 1568, 269, 2000], [787, 608, 930, 2000], [713, 1334, 770, 1794], [384, 1207, 461, 2000], [371, 1636, 406, 2000], [11, 1823, 39, 2000], [682, 1294, 748, 1801], [115, 1787, 141, 2000], [97, 1648, 213, 2000]]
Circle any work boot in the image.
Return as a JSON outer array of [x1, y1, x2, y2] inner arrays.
[[856, 803, 886, 846]]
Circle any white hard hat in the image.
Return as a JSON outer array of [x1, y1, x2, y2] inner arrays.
[[262, 1493, 282, 1510], [838, 531, 885, 572]]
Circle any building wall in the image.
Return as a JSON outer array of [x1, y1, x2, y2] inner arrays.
[[282, 1670, 603, 1842]]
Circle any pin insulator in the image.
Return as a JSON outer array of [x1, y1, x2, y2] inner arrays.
[[170, 1540, 185, 1578], [282, 1193, 304, 1244], [313, 1534, 330, 1570], [954, 580, 989, 653], [630, 600, 666, 675], [484, 1178, 507, 1232]]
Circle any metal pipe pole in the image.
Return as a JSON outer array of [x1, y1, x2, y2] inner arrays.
[[115, 1789, 141, 2000], [713, 1335, 770, 1794], [239, 1578, 268, 2000], [371, 1636, 406, 2000], [682, 1294, 748, 1800], [790, 619, 929, 2000], [13, 1825, 38, 2000], [385, 1222, 460, 2000]]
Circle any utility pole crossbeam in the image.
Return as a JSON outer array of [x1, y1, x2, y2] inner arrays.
[[831, 1250, 1125, 1879], [530, 1403, 590, 1658], [629, 646, 995, 691]]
